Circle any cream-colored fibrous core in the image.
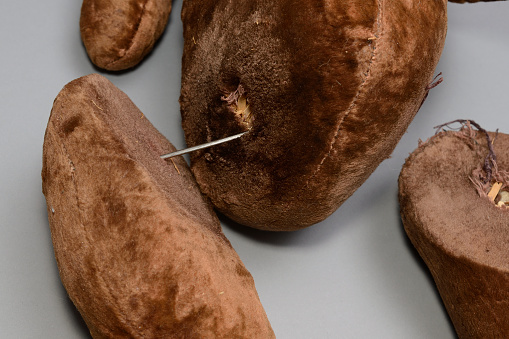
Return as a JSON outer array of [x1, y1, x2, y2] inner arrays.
[[235, 94, 252, 127], [496, 190, 509, 207]]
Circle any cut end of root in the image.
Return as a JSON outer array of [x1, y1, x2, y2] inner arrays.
[[234, 94, 252, 126], [487, 182, 509, 208], [435, 119, 509, 207], [487, 182, 503, 202]]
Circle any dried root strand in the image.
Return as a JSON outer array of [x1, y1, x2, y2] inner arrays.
[[435, 119, 509, 205], [419, 72, 444, 108], [221, 84, 245, 106], [434, 119, 498, 184], [426, 72, 444, 91]]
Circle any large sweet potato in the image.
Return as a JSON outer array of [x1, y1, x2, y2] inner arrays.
[[180, 0, 448, 230], [42, 74, 274, 338]]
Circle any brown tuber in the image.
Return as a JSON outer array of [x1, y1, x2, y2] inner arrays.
[[180, 0, 448, 230], [399, 122, 509, 339], [42, 74, 274, 338], [80, 0, 172, 71]]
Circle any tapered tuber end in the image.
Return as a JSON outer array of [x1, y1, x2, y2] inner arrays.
[[80, 0, 172, 70]]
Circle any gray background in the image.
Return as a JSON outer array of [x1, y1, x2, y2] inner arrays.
[[1, 1, 508, 338]]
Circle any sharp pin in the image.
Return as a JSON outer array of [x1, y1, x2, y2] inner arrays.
[[160, 131, 247, 159]]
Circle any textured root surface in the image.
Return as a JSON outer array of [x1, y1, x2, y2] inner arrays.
[[399, 125, 509, 338], [42, 74, 274, 338], [80, 0, 172, 70], [181, 0, 448, 230]]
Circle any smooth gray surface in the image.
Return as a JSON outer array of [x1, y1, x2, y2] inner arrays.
[[1, 1, 507, 338]]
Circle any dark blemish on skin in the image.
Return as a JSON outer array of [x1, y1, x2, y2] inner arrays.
[[129, 295, 140, 311], [235, 263, 251, 278], [102, 193, 128, 227], [62, 115, 82, 135]]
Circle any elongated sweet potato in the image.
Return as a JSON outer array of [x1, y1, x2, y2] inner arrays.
[[180, 0, 448, 230], [42, 74, 274, 338]]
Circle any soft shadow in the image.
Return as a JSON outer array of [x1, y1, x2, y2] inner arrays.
[[218, 212, 313, 247], [62, 291, 91, 338], [399, 219, 438, 289], [217, 165, 406, 248]]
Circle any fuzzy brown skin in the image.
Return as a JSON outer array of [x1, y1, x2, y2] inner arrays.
[[180, 0, 448, 231], [80, 0, 172, 71], [399, 131, 509, 339], [42, 74, 274, 338]]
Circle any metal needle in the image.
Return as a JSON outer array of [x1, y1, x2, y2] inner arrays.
[[160, 131, 248, 159]]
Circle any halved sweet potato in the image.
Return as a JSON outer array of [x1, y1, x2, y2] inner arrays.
[[399, 124, 509, 338], [42, 74, 274, 338]]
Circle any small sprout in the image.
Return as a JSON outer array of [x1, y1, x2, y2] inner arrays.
[[425, 72, 443, 91], [488, 182, 502, 202]]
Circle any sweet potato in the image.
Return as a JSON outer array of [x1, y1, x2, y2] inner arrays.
[[180, 0, 448, 230], [42, 74, 274, 338], [80, 0, 172, 70], [399, 123, 509, 338]]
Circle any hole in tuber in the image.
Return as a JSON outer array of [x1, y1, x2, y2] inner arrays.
[[221, 84, 253, 130]]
